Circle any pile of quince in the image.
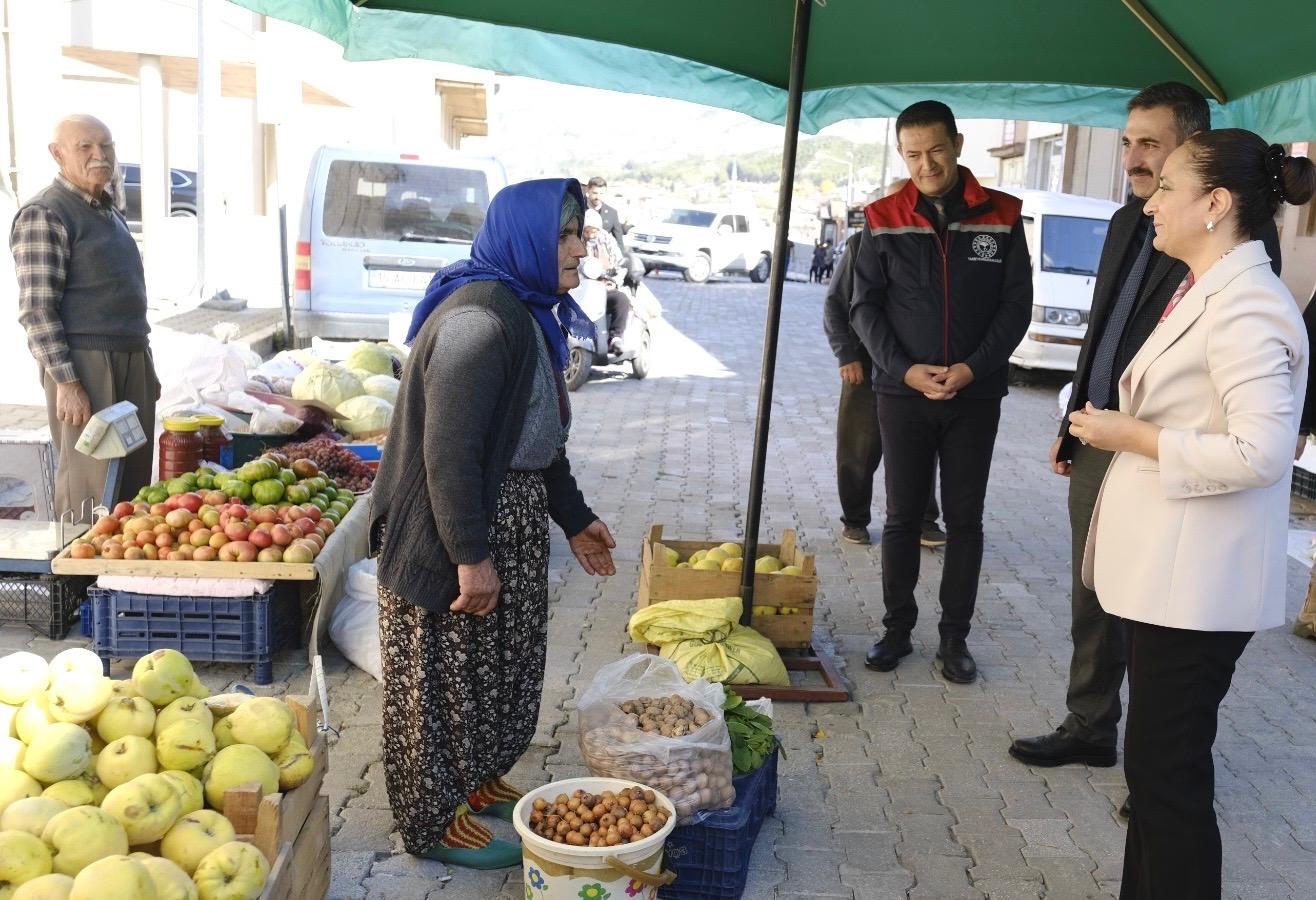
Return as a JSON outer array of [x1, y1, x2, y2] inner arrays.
[[0, 647, 314, 899], [662, 542, 804, 576]]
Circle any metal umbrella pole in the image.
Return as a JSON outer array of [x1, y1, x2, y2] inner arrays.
[[737, 0, 813, 625]]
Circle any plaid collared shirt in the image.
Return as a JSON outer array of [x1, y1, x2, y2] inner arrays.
[[10, 175, 116, 384]]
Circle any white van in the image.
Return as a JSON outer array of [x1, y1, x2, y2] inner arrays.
[[292, 146, 508, 341], [628, 205, 773, 283], [1008, 190, 1121, 372]]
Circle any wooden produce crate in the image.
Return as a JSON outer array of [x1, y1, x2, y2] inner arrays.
[[218, 694, 331, 900], [639, 525, 817, 649]]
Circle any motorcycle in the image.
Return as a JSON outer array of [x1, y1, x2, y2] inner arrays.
[[564, 254, 661, 391]]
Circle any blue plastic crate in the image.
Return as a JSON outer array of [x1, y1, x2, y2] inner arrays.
[[659, 744, 779, 899], [80, 600, 92, 638], [90, 585, 300, 685]]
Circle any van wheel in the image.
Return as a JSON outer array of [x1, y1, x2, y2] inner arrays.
[[683, 252, 712, 283], [748, 254, 771, 283], [630, 330, 652, 380], [564, 347, 591, 392]]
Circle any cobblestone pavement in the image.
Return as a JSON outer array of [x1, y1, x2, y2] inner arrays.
[[3, 275, 1315, 899]]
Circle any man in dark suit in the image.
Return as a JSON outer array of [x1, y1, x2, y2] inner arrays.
[[586, 176, 628, 263], [1009, 84, 1282, 799]]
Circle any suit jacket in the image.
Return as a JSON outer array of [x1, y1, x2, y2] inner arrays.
[[1302, 286, 1316, 433], [1058, 201, 1281, 460], [1082, 241, 1308, 632], [594, 202, 628, 257]]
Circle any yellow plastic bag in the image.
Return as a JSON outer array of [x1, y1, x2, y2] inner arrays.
[[628, 597, 790, 686]]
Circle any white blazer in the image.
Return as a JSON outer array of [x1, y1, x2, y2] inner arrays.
[[1083, 240, 1308, 632]]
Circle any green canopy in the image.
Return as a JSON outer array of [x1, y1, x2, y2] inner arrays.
[[235, 0, 1316, 139]]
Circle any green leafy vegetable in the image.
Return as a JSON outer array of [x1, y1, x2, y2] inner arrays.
[[722, 687, 777, 775]]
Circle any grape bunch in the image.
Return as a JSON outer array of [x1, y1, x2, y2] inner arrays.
[[278, 437, 375, 491]]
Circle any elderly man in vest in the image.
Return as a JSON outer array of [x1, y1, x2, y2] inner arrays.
[[11, 115, 157, 521]]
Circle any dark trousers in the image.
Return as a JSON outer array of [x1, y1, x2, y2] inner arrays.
[[1121, 620, 1251, 900], [837, 374, 939, 529], [876, 394, 1000, 641], [1061, 441, 1126, 747], [606, 289, 631, 339]]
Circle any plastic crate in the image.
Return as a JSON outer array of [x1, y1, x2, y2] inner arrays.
[[90, 584, 300, 685], [659, 745, 779, 899], [80, 600, 93, 638], [0, 574, 93, 638], [1293, 466, 1316, 501]]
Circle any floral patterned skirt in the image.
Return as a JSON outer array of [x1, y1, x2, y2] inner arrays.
[[378, 469, 550, 853]]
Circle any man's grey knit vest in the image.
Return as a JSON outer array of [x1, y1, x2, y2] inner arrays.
[[20, 180, 149, 350]]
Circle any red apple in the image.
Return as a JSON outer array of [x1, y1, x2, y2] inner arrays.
[[133, 502, 149, 514], [293, 517, 316, 536], [153, 523, 171, 536], [190, 528, 213, 548], [224, 521, 251, 542], [299, 505, 321, 523], [227, 541, 258, 562], [202, 490, 227, 507], [208, 532, 230, 550], [167, 549, 188, 561], [163, 495, 181, 512], [175, 544, 195, 560], [177, 492, 203, 514], [192, 545, 217, 562], [270, 524, 293, 546], [155, 532, 174, 550], [69, 541, 96, 560], [91, 515, 119, 536], [251, 506, 279, 525], [142, 543, 158, 560], [256, 546, 284, 563], [227, 504, 249, 521], [123, 546, 145, 560], [301, 533, 324, 552], [149, 503, 168, 517], [102, 543, 125, 560], [165, 509, 194, 530], [112, 501, 135, 519], [249, 529, 274, 549]]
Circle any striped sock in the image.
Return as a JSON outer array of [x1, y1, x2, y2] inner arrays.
[[467, 778, 523, 811], [437, 805, 493, 850]]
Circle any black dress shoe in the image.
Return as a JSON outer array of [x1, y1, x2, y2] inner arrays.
[[936, 638, 977, 683], [865, 633, 912, 671], [1118, 796, 1132, 818], [1008, 728, 1118, 768]]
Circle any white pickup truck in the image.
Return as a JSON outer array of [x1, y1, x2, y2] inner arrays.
[[628, 206, 774, 283]]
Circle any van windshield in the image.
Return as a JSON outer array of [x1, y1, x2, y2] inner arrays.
[[322, 160, 490, 243], [663, 208, 716, 228], [1040, 215, 1109, 276]]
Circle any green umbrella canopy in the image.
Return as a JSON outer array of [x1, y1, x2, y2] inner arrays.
[[234, 0, 1315, 139]]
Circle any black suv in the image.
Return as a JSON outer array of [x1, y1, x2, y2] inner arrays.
[[120, 164, 197, 230]]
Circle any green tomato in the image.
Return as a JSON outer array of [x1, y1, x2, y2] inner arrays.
[[166, 477, 191, 495], [278, 468, 297, 486], [322, 509, 342, 525], [146, 487, 168, 504], [284, 484, 311, 505], [196, 473, 215, 490], [251, 478, 286, 505], [227, 480, 253, 502], [308, 496, 329, 512], [328, 501, 349, 517]]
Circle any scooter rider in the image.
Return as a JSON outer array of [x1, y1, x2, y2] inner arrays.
[[583, 208, 631, 354]]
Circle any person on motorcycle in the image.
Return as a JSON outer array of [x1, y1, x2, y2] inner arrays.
[[583, 208, 631, 354]]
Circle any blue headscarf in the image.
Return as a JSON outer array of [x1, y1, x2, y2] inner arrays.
[[404, 177, 593, 370]]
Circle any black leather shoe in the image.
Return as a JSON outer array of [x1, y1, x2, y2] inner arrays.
[[865, 633, 912, 671], [1008, 729, 1118, 768], [1118, 796, 1132, 818], [936, 638, 977, 683]]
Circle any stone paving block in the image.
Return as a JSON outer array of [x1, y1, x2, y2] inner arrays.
[[334, 808, 399, 852], [1028, 857, 1103, 899], [1005, 817, 1086, 859], [970, 878, 1045, 900], [329, 850, 381, 899], [775, 846, 849, 896], [841, 870, 917, 900], [901, 852, 982, 899], [834, 829, 902, 873]]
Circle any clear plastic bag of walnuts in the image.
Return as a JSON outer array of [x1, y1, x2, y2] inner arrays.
[[578, 654, 735, 824]]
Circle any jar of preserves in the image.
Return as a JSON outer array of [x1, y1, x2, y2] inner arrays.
[[158, 416, 203, 481], [195, 414, 233, 468]]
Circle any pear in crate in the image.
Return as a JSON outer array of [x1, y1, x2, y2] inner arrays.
[[0, 702, 20, 739], [96, 736, 156, 789], [12, 873, 75, 900], [0, 769, 42, 815], [100, 772, 182, 844], [45, 674, 111, 726], [0, 735, 26, 770], [40, 805, 130, 877], [131, 650, 196, 708], [95, 697, 155, 744], [22, 723, 92, 784], [68, 853, 153, 900], [192, 841, 269, 900], [0, 652, 50, 706], [155, 719, 216, 771], [273, 732, 314, 791], [41, 779, 93, 808], [157, 770, 204, 816], [137, 855, 198, 900], [160, 809, 236, 876], [225, 697, 295, 754], [154, 697, 213, 736], [201, 745, 278, 812], [211, 716, 237, 751], [15, 695, 56, 744], [1, 796, 67, 839], [46, 650, 102, 685], [0, 829, 53, 891]]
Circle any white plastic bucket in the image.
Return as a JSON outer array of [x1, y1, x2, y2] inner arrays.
[[513, 777, 678, 900]]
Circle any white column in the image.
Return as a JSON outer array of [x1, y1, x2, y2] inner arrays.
[[196, 0, 222, 300], [137, 54, 166, 270]]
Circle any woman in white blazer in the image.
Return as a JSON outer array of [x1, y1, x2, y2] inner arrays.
[[1068, 129, 1315, 900]]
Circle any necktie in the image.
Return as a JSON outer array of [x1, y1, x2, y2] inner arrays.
[[1086, 226, 1155, 409]]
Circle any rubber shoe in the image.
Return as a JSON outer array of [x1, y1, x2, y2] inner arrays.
[[865, 633, 912, 671], [474, 800, 517, 822], [841, 526, 871, 544], [422, 837, 523, 870], [920, 523, 947, 548]]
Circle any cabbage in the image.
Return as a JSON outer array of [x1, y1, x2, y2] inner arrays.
[[346, 367, 376, 383], [363, 375, 400, 404], [336, 395, 394, 435], [345, 342, 393, 376], [291, 361, 364, 407]]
